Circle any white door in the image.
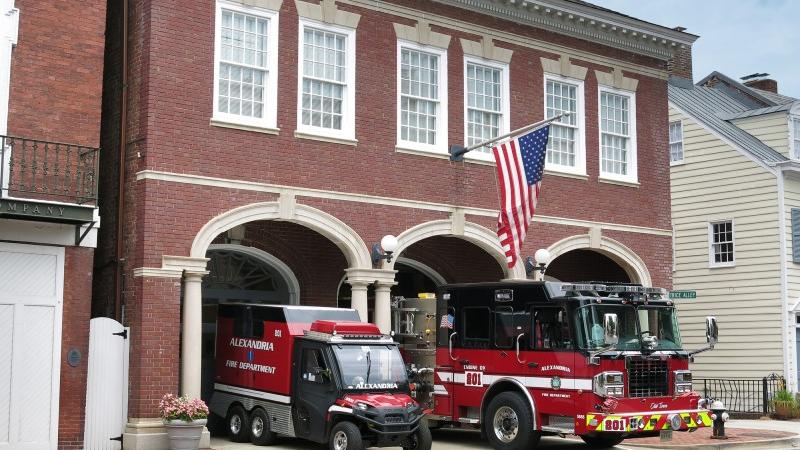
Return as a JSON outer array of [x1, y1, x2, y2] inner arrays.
[[0, 242, 64, 450]]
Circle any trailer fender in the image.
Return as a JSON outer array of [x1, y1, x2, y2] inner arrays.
[[479, 377, 537, 430]]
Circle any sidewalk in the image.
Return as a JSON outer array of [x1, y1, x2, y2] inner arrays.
[[620, 419, 800, 450]]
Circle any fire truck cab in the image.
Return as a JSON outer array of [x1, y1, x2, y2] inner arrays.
[[393, 281, 719, 450], [210, 304, 431, 450]]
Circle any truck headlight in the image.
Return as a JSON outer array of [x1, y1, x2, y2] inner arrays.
[[593, 371, 624, 397], [674, 370, 692, 394], [356, 402, 370, 410]]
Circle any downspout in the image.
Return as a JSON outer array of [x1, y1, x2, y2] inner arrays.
[[115, 0, 129, 322], [775, 165, 791, 390]]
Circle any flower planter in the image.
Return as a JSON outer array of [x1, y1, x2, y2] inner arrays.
[[164, 418, 207, 450], [774, 401, 794, 420]]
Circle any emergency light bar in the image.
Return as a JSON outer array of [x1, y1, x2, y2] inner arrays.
[[561, 284, 668, 296]]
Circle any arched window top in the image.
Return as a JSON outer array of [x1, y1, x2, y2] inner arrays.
[[204, 249, 279, 292]]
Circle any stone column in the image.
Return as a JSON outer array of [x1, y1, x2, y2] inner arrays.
[[374, 281, 396, 333], [348, 280, 370, 323], [181, 270, 207, 399]]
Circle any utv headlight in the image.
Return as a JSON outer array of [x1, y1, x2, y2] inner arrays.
[[593, 371, 625, 397], [674, 370, 692, 394], [356, 402, 370, 411]]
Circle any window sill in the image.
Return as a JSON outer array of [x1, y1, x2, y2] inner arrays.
[[294, 130, 358, 146], [395, 145, 450, 159], [598, 176, 640, 188], [210, 118, 280, 135], [709, 263, 735, 269], [670, 160, 685, 167], [544, 169, 588, 181]]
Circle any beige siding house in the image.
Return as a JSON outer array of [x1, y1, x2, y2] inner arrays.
[[668, 72, 800, 392]]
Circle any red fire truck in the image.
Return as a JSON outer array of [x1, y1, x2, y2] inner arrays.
[[392, 281, 719, 449], [210, 303, 431, 450]]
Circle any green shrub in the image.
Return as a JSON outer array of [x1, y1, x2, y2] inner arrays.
[[773, 389, 796, 403]]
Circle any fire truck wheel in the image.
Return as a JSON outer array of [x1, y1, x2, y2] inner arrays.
[[329, 421, 363, 450], [402, 419, 432, 450], [227, 405, 251, 443], [579, 434, 625, 448], [250, 408, 277, 446], [485, 392, 540, 450]]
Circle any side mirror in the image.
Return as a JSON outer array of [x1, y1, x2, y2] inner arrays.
[[705, 316, 718, 347], [603, 313, 619, 346]]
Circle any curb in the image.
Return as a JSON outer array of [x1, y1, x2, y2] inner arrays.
[[621, 435, 800, 450]]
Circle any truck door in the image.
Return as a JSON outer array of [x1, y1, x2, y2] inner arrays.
[[530, 305, 575, 418], [434, 298, 456, 420], [292, 341, 337, 443]]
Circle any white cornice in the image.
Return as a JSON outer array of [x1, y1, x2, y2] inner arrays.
[[432, 0, 697, 60]]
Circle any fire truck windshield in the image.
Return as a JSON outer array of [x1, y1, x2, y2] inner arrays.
[[575, 304, 682, 351], [333, 345, 409, 391]]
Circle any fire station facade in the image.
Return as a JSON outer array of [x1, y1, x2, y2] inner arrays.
[[95, 0, 696, 447]]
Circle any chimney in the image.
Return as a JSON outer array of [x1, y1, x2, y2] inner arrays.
[[667, 27, 692, 80], [742, 77, 778, 94]]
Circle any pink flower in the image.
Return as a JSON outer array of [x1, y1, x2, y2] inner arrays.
[[159, 393, 208, 421]]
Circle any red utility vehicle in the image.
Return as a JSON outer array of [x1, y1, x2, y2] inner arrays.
[[210, 304, 431, 450], [392, 282, 718, 449]]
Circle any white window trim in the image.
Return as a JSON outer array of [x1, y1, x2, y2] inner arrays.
[[669, 120, 684, 165], [543, 72, 586, 176], [598, 85, 638, 184], [212, 0, 280, 131], [295, 18, 357, 142], [708, 219, 735, 268], [462, 56, 509, 163], [790, 115, 800, 160], [396, 39, 448, 155]]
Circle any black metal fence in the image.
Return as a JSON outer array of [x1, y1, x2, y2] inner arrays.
[[696, 374, 786, 417], [0, 135, 99, 205]]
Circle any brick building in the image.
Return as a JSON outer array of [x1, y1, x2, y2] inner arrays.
[[94, 0, 697, 448], [0, 0, 106, 449]]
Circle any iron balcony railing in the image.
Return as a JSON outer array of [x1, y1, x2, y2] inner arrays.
[[0, 135, 99, 205]]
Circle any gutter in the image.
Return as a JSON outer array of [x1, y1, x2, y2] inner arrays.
[[115, 0, 129, 322], [769, 161, 794, 391]]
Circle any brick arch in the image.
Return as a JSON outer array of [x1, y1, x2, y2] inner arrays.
[[546, 234, 652, 286]]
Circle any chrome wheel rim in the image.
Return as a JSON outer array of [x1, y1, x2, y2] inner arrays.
[[333, 430, 348, 450], [252, 416, 263, 437], [230, 414, 241, 435], [493, 406, 519, 443]]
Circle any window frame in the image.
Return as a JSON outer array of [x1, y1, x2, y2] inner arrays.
[[791, 116, 800, 160], [669, 120, 684, 165], [462, 56, 510, 163], [543, 72, 586, 176], [295, 18, 357, 141], [708, 219, 735, 268], [212, 0, 280, 130], [396, 39, 449, 155], [597, 85, 638, 184]]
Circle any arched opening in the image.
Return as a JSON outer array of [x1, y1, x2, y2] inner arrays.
[[397, 235, 504, 285], [545, 249, 632, 283]]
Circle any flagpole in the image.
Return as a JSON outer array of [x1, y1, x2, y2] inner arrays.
[[448, 112, 571, 162]]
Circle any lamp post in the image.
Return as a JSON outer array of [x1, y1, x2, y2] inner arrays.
[[525, 248, 552, 280], [372, 234, 398, 268]]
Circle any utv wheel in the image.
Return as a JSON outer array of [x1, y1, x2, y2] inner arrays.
[[329, 421, 363, 450], [402, 419, 432, 450], [580, 434, 625, 448], [250, 408, 277, 446], [485, 392, 541, 450], [227, 404, 250, 443]]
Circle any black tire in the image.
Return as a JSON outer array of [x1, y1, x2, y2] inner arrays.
[[403, 419, 432, 450], [580, 434, 625, 448], [250, 408, 277, 446], [227, 404, 250, 443], [206, 412, 226, 436], [484, 392, 541, 450], [329, 421, 363, 450]]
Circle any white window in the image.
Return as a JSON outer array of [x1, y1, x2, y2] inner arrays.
[[296, 19, 356, 141], [212, 1, 279, 130], [397, 41, 448, 154], [599, 87, 637, 183], [792, 117, 800, 160], [544, 74, 585, 175], [709, 220, 735, 267], [669, 120, 684, 164], [463, 58, 509, 161]]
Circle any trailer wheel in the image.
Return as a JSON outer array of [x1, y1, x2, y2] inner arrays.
[[485, 392, 541, 450], [580, 434, 625, 448], [250, 408, 277, 446], [329, 421, 363, 450], [402, 420, 432, 450], [227, 405, 250, 443]]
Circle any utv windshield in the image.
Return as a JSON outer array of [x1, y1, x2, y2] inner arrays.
[[333, 345, 409, 391], [575, 304, 682, 351]]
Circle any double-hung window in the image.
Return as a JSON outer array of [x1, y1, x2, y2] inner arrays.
[[297, 20, 356, 141], [544, 74, 585, 174], [397, 42, 448, 153], [709, 220, 734, 267], [599, 87, 637, 183], [669, 120, 684, 164], [213, 2, 279, 130], [464, 58, 509, 161], [792, 117, 800, 160]]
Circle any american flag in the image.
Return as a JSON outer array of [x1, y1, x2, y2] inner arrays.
[[439, 313, 454, 329], [492, 125, 550, 268]]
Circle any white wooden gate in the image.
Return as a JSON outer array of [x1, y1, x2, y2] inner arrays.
[[0, 243, 64, 450], [83, 318, 129, 450]]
